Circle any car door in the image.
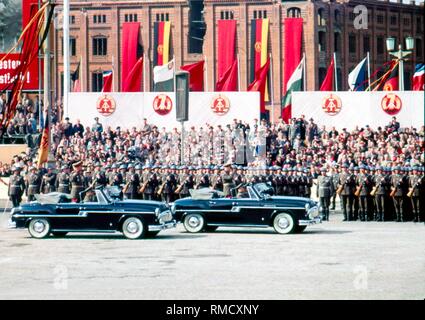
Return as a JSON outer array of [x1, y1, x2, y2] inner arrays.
[[53, 203, 88, 230], [203, 198, 240, 225], [228, 198, 269, 226]]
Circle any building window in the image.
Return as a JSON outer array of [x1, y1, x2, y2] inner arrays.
[[220, 11, 234, 20], [188, 0, 205, 54], [403, 18, 410, 26], [417, 17, 423, 32], [124, 14, 138, 22], [61, 37, 76, 56], [363, 35, 370, 54], [377, 36, 384, 55], [318, 8, 326, 26], [156, 13, 169, 22], [91, 72, 103, 92], [334, 10, 340, 23], [287, 7, 301, 18], [93, 14, 106, 24], [92, 37, 107, 56], [318, 31, 326, 52], [377, 15, 384, 24], [334, 32, 340, 53], [349, 34, 356, 54], [70, 16, 75, 24], [254, 10, 267, 19], [390, 16, 397, 25], [318, 67, 327, 87]]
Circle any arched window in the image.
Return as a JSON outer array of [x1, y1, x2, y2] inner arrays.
[[318, 8, 326, 26], [287, 7, 301, 18]]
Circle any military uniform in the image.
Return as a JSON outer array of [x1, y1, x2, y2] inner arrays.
[[373, 169, 390, 221], [41, 171, 56, 194], [178, 171, 195, 198], [143, 173, 159, 201], [408, 169, 423, 222], [160, 172, 178, 203], [338, 170, 356, 221], [391, 169, 407, 222], [70, 171, 85, 201], [56, 172, 70, 194], [124, 169, 140, 200], [26, 170, 41, 202], [196, 174, 210, 189], [222, 173, 235, 197], [331, 170, 340, 210], [356, 169, 373, 221], [317, 171, 334, 221], [8, 172, 25, 207]]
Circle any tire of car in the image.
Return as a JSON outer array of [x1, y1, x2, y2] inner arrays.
[[294, 225, 307, 233], [273, 213, 296, 234], [204, 226, 218, 232], [146, 231, 160, 238], [183, 213, 205, 233], [51, 232, 68, 237], [28, 218, 51, 239], [122, 217, 146, 239]]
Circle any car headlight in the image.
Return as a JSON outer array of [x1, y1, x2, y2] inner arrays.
[[305, 203, 310, 211], [307, 206, 320, 219], [158, 210, 173, 223]]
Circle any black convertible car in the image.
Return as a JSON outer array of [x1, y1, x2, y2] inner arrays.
[[9, 187, 176, 239], [171, 183, 321, 234]]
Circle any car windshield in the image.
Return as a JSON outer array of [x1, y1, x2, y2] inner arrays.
[[253, 183, 274, 197], [102, 186, 122, 202]]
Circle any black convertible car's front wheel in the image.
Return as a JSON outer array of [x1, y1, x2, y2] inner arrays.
[[122, 217, 146, 239], [28, 218, 51, 239], [183, 213, 205, 233], [273, 213, 296, 234]]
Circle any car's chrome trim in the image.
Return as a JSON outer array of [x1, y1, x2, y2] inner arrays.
[[298, 217, 322, 226], [13, 210, 156, 219], [50, 229, 117, 233], [206, 223, 269, 228], [175, 206, 306, 213], [148, 221, 177, 231]]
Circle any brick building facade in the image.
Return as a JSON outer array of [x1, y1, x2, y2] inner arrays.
[[52, 0, 424, 117]]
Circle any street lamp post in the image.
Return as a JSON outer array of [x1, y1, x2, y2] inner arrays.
[[386, 36, 415, 91]]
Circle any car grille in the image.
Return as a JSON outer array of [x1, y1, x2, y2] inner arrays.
[[158, 210, 173, 223]]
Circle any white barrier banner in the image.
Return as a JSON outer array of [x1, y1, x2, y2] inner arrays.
[[68, 92, 260, 129], [292, 91, 424, 130]]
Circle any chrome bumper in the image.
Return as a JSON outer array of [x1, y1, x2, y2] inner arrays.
[[148, 220, 177, 231], [298, 217, 322, 226]]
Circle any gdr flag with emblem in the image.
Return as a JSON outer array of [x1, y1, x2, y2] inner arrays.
[[153, 59, 174, 92]]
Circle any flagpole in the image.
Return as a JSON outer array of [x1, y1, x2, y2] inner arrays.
[[367, 52, 371, 89], [204, 55, 208, 91], [80, 55, 83, 91], [333, 52, 338, 91], [302, 53, 306, 91], [237, 54, 241, 91], [63, 0, 70, 117], [269, 53, 275, 124], [112, 55, 115, 92]]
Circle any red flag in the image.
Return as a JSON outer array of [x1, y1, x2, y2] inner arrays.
[[248, 58, 270, 115], [217, 20, 237, 80], [216, 59, 238, 91], [102, 71, 113, 92], [180, 60, 204, 91], [383, 63, 399, 91], [320, 58, 334, 91], [123, 57, 143, 92], [412, 64, 424, 91]]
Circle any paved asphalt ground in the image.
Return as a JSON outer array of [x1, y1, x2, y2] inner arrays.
[[0, 208, 424, 300]]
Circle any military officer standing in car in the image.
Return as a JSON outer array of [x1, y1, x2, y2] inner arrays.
[[408, 166, 423, 222], [222, 162, 236, 197], [41, 167, 57, 194], [8, 166, 26, 207], [317, 167, 334, 221], [56, 165, 71, 194], [70, 161, 85, 202], [26, 166, 41, 202]]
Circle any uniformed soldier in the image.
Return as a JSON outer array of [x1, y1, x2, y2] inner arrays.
[[41, 167, 56, 194], [177, 166, 195, 198], [281, 168, 289, 196], [92, 163, 108, 189], [143, 166, 159, 200], [119, 164, 127, 188], [8, 166, 25, 207], [304, 168, 313, 199], [233, 166, 245, 187], [391, 166, 407, 222], [274, 167, 284, 196], [196, 167, 211, 189], [330, 164, 340, 210], [297, 168, 307, 198], [222, 162, 236, 197], [124, 163, 140, 199], [317, 167, 334, 221], [408, 166, 423, 222], [25, 166, 41, 202], [160, 165, 178, 203], [109, 164, 122, 186], [82, 169, 95, 202], [338, 164, 356, 221], [373, 166, 390, 221], [236, 185, 249, 198], [210, 166, 223, 191], [356, 165, 373, 221], [56, 165, 71, 194], [287, 167, 297, 196], [70, 162, 85, 202]]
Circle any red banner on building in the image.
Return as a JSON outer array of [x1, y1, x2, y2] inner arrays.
[[0, 53, 39, 91], [121, 22, 141, 91], [217, 20, 236, 81]]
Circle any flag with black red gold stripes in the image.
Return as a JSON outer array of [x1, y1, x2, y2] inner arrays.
[[250, 19, 269, 100], [153, 21, 171, 66]]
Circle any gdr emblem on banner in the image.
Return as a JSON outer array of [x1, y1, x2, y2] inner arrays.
[[153, 94, 173, 115], [381, 93, 402, 115], [211, 94, 230, 116], [322, 94, 342, 116], [96, 95, 116, 117]]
